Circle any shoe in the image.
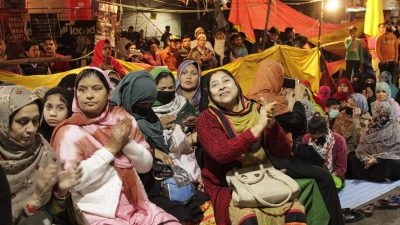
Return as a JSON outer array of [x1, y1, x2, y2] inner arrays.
[[362, 203, 374, 217], [342, 208, 365, 223], [375, 198, 399, 210]]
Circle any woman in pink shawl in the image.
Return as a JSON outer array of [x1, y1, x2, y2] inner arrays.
[[90, 39, 127, 77], [51, 67, 179, 225], [333, 78, 354, 107]]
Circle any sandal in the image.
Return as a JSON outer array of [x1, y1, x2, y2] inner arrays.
[[342, 208, 365, 223], [375, 198, 399, 210], [362, 203, 374, 217]]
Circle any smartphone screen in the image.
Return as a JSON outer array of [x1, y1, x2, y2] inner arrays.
[[282, 77, 297, 89], [105, 56, 112, 66]]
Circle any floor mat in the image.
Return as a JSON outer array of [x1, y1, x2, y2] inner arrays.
[[339, 179, 400, 209]]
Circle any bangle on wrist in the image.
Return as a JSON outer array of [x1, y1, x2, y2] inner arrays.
[[53, 189, 70, 200], [25, 203, 38, 215]]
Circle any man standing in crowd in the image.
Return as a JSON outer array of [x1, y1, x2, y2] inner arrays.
[[44, 38, 71, 74], [161, 25, 171, 48], [376, 22, 398, 83], [344, 26, 364, 80], [17, 40, 51, 75], [178, 34, 192, 64], [159, 35, 181, 71], [0, 38, 21, 74]]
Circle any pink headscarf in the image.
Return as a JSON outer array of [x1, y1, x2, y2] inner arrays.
[[51, 67, 149, 205], [318, 86, 332, 103]]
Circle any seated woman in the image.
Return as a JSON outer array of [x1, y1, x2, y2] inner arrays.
[[0, 86, 81, 225], [197, 69, 307, 225], [303, 115, 347, 190], [150, 67, 201, 183], [333, 78, 354, 107], [246, 61, 344, 225], [0, 165, 12, 225], [176, 60, 202, 111], [247, 59, 307, 140], [111, 70, 210, 224], [38, 87, 73, 141], [51, 67, 179, 224], [333, 93, 370, 151], [90, 39, 127, 77], [371, 82, 400, 120], [361, 82, 376, 114], [379, 71, 398, 98], [346, 102, 400, 182], [188, 34, 218, 71]]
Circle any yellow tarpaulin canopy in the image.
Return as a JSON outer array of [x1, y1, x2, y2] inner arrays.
[[0, 45, 320, 93]]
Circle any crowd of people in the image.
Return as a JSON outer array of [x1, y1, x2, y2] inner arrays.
[[1, 21, 400, 225]]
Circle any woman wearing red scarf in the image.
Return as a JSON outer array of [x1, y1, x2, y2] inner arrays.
[[333, 78, 354, 107], [90, 39, 127, 77]]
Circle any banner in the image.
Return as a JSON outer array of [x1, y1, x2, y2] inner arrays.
[[95, 3, 118, 47], [0, 45, 321, 93], [0, 9, 28, 44], [29, 14, 61, 39]]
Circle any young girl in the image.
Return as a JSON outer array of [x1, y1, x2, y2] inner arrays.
[[38, 87, 73, 141]]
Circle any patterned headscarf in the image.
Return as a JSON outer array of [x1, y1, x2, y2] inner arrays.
[[350, 93, 369, 115], [0, 86, 57, 223]]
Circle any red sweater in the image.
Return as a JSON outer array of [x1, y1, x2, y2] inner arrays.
[[302, 132, 347, 179], [197, 110, 292, 225]]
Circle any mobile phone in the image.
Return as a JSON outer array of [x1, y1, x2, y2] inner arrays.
[[105, 56, 112, 66], [130, 49, 140, 55], [282, 77, 298, 89]]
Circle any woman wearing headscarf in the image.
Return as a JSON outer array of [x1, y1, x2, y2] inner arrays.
[[247, 61, 345, 225], [304, 87, 325, 116], [176, 60, 202, 111], [346, 102, 400, 182], [361, 82, 376, 114], [371, 82, 400, 120], [247, 59, 307, 139], [0, 86, 82, 225], [379, 71, 399, 98], [300, 80, 326, 109], [51, 68, 179, 224], [38, 87, 73, 141], [362, 72, 376, 85], [111, 70, 211, 224], [318, 86, 332, 107], [197, 69, 307, 225], [90, 39, 127, 77], [333, 78, 354, 106], [333, 93, 370, 151], [150, 67, 200, 182]]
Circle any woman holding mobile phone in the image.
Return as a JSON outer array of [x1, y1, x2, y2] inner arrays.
[[91, 39, 127, 77]]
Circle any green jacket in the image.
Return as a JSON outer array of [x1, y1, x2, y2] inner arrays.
[[344, 37, 364, 64]]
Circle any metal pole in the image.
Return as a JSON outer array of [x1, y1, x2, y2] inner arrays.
[[261, 0, 273, 50], [318, 0, 324, 49]]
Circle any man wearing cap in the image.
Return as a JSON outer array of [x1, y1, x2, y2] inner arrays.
[[190, 27, 214, 53], [159, 35, 181, 71]]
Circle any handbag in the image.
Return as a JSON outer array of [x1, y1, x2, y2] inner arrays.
[[226, 163, 300, 208]]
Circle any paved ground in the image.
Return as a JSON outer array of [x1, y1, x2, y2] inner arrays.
[[349, 187, 400, 225]]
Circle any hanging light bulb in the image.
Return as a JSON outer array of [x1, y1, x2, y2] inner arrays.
[[326, 0, 340, 12]]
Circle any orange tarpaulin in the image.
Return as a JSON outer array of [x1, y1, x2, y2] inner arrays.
[[229, 0, 364, 55]]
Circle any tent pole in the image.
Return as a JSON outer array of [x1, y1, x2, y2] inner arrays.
[[262, 0, 273, 50], [318, 0, 324, 49]]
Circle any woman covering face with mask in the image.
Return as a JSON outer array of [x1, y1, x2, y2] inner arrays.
[[302, 115, 348, 190]]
